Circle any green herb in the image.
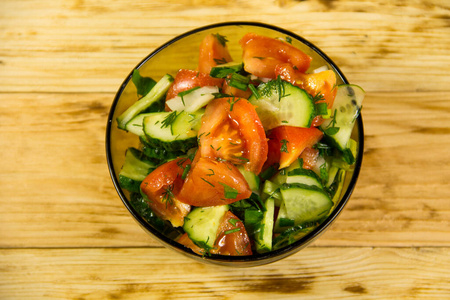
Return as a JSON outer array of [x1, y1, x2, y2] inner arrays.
[[228, 218, 239, 226], [213, 57, 228, 65], [228, 73, 250, 91], [201, 177, 215, 187], [178, 86, 201, 106], [160, 111, 179, 135], [212, 92, 233, 99], [324, 109, 340, 136], [213, 33, 228, 47], [319, 162, 328, 183], [315, 102, 328, 116], [274, 75, 290, 101], [161, 185, 174, 207], [181, 164, 191, 180], [224, 228, 241, 235], [233, 156, 249, 163], [281, 120, 288, 124], [253, 56, 265, 60], [206, 168, 215, 176], [285, 36, 292, 44], [210, 63, 243, 78], [312, 92, 325, 103], [248, 84, 260, 99], [219, 182, 239, 199], [227, 97, 241, 111], [280, 139, 289, 153], [279, 218, 295, 227], [132, 69, 156, 97]]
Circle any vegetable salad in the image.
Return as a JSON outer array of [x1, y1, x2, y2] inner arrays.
[[116, 32, 364, 256]]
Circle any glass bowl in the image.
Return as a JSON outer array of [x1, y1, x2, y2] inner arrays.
[[106, 21, 364, 267]]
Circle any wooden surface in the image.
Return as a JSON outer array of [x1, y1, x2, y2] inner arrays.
[[1, 0, 449, 299]]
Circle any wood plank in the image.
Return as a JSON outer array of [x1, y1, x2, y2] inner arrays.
[[0, 91, 449, 248], [0, 0, 449, 93], [0, 247, 449, 299]]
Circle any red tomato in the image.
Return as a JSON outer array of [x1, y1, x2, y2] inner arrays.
[[275, 63, 337, 109], [299, 147, 320, 170], [268, 126, 323, 169], [198, 97, 268, 174], [140, 158, 192, 227], [177, 211, 252, 256], [165, 69, 224, 103], [239, 33, 312, 79], [177, 156, 251, 207], [198, 34, 233, 74]]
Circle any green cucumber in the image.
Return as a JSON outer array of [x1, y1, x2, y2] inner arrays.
[[280, 183, 333, 225], [320, 84, 364, 151], [117, 74, 174, 129], [118, 148, 156, 192], [248, 79, 315, 130], [273, 202, 293, 233], [286, 168, 323, 188], [255, 197, 275, 253], [183, 205, 229, 249], [237, 166, 260, 193], [125, 113, 153, 137], [165, 86, 218, 112], [172, 110, 204, 137], [143, 112, 197, 153]]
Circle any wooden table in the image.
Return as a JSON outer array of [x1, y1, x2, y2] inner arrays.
[[1, 0, 449, 298]]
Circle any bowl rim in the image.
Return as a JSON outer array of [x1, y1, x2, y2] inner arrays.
[[106, 21, 364, 265]]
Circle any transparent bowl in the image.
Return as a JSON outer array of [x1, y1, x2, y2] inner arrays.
[[106, 22, 364, 267]]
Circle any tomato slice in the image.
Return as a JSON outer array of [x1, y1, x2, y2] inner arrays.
[[177, 156, 251, 207], [198, 97, 268, 174], [177, 211, 252, 256], [299, 147, 320, 170], [267, 126, 323, 169], [140, 158, 191, 227], [275, 63, 337, 109], [239, 33, 312, 79], [198, 34, 233, 74], [165, 69, 224, 103]]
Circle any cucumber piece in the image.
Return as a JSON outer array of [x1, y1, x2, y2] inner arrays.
[[273, 202, 293, 233], [172, 110, 204, 137], [165, 86, 219, 113], [119, 148, 156, 192], [210, 62, 244, 78], [280, 184, 333, 224], [237, 166, 260, 193], [320, 84, 364, 150], [125, 113, 153, 137], [183, 205, 229, 249], [248, 79, 315, 130], [255, 197, 275, 253], [117, 74, 174, 129], [286, 168, 323, 188], [272, 223, 315, 251], [143, 112, 197, 153]]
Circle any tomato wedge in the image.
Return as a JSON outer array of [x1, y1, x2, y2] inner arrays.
[[177, 156, 251, 207], [198, 33, 233, 74], [239, 33, 312, 79], [267, 126, 323, 169], [275, 63, 337, 109], [198, 97, 268, 174], [177, 211, 252, 256], [140, 158, 191, 227], [165, 69, 224, 103]]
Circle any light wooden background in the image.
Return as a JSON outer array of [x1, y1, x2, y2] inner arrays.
[[1, 0, 449, 299]]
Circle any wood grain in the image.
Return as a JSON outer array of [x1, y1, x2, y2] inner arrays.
[[1, 247, 449, 299]]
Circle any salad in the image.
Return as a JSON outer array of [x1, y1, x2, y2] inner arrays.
[[116, 32, 364, 256]]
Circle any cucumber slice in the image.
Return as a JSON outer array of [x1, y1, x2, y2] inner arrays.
[[143, 112, 197, 153], [255, 197, 275, 253], [117, 74, 174, 129], [171, 110, 204, 137], [248, 79, 315, 130], [165, 86, 219, 112], [125, 113, 153, 137], [183, 205, 229, 248], [237, 166, 260, 193], [286, 168, 323, 188], [119, 148, 156, 192], [273, 202, 293, 233], [280, 184, 333, 224], [320, 84, 364, 150]]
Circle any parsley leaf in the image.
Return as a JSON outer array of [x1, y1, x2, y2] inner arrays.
[[132, 69, 156, 98]]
